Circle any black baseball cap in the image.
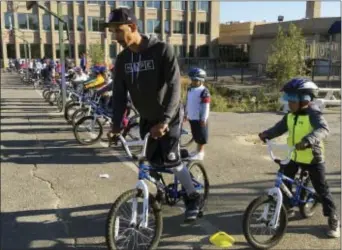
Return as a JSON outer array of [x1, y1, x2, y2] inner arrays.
[[104, 8, 137, 27]]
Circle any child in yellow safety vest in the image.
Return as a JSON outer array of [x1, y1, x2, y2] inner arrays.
[[258, 78, 340, 239], [84, 66, 107, 89]]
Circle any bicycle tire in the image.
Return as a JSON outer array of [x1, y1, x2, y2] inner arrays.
[[71, 107, 89, 127], [187, 161, 210, 214], [106, 189, 163, 250], [180, 128, 194, 148], [242, 195, 288, 250], [57, 95, 63, 112], [73, 116, 103, 145], [64, 102, 81, 123], [48, 92, 57, 106], [43, 89, 50, 100]]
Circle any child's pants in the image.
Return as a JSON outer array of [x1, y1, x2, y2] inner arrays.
[[283, 160, 336, 217]]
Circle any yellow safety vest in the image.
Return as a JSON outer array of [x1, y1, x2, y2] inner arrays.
[[85, 75, 105, 89], [287, 113, 324, 164]]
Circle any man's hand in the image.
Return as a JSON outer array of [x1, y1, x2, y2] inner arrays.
[[200, 120, 206, 127], [295, 140, 310, 150], [150, 123, 169, 139], [258, 132, 269, 143]]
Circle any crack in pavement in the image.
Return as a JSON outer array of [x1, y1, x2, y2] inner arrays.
[[27, 109, 77, 248]]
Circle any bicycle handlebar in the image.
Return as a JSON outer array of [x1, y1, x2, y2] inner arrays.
[[265, 139, 295, 165]]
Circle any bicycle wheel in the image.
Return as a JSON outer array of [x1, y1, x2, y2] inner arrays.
[[187, 161, 209, 215], [57, 94, 63, 112], [106, 189, 163, 250], [242, 195, 288, 249], [299, 177, 319, 219], [73, 116, 103, 145], [71, 107, 90, 127], [180, 127, 194, 148], [48, 91, 58, 105], [64, 102, 81, 123], [43, 89, 50, 100]]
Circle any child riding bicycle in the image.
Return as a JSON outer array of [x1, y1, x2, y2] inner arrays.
[[258, 78, 340, 238]]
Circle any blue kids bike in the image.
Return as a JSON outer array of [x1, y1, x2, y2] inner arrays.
[[105, 132, 209, 250], [242, 139, 319, 249]]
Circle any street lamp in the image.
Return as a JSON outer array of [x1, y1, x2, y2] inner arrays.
[[26, 1, 70, 110]]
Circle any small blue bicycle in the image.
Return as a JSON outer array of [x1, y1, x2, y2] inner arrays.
[[106, 133, 209, 250], [242, 139, 319, 249]]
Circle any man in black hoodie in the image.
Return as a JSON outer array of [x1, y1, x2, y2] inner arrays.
[[105, 8, 201, 222]]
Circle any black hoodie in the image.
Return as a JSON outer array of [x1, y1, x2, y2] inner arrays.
[[112, 34, 181, 127]]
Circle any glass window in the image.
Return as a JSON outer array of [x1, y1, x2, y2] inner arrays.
[[20, 44, 28, 58], [78, 45, 86, 57], [87, 1, 103, 4], [197, 22, 209, 34], [172, 1, 185, 10], [65, 44, 75, 58], [108, 1, 115, 7], [164, 1, 170, 9], [7, 44, 16, 59], [164, 20, 170, 33], [55, 16, 73, 31], [189, 45, 195, 57], [197, 1, 209, 12], [18, 13, 28, 29], [136, 1, 144, 7], [28, 14, 39, 30], [117, 1, 133, 8], [137, 20, 143, 32], [173, 45, 186, 57], [147, 19, 161, 34], [4, 12, 13, 29], [109, 44, 117, 58], [30, 44, 41, 58], [189, 21, 195, 34], [88, 16, 105, 32], [77, 16, 85, 31], [197, 45, 209, 57], [146, 1, 161, 9], [77, 1, 84, 4], [173, 21, 185, 34], [189, 0, 195, 11], [44, 44, 53, 58], [42, 14, 51, 30]]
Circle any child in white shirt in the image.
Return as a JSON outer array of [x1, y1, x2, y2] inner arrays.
[[185, 68, 210, 161]]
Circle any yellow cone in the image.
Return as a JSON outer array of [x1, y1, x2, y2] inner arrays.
[[209, 231, 235, 248]]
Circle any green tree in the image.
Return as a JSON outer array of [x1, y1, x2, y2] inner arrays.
[[266, 23, 307, 87], [87, 43, 105, 66]]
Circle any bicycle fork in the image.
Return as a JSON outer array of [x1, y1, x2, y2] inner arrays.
[[131, 180, 149, 228]]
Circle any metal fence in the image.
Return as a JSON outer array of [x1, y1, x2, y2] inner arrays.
[[178, 58, 341, 86]]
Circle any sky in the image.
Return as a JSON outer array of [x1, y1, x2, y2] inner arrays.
[[220, 1, 341, 23]]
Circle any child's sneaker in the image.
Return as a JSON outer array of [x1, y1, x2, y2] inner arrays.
[[183, 192, 201, 223], [190, 151, 204, 161], [327, 214, 340, 238]]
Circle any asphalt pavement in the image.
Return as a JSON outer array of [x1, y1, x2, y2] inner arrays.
[[1, 72, 341, 250]]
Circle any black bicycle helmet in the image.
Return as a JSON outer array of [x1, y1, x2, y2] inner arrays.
[[281, 77, 319, 100]]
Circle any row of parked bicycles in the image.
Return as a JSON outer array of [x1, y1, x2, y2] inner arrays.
[[16, 67, 320, 250]]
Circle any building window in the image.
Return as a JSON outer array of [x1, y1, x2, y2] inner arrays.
[[172, 1, 186, 10], [197, 22, 209, 34], [44, 44, 53, 58], [147, 19, 161, 34], [4, 12, 13, 29], [78, 45, 86, 57], [77, 16, 85, 31], [197, 45, 209, 57], [108, 1, 115, 7], [136, 1, 144, 8], [146, 1, 161, 9], [197, 1, 209, 12], [87, 1, 104, 4], [64, 45, 75, 58], [20, 44, 28, 58], [7, 44, 16, 59], [88, 16, 105, 32], [164, 1, 170, 9], [18, 13, 38, 30], [76, 1, 83, 4], [164, 20, 170, 33], [189, 21, 195, 34], [189, 0, 195, 11], [30, 44, 41, 58], [42, 14, 51, 30], [137, 20, 143, 32], [109, 44, 117, 58], [173, 21, 186, 34], [173, 45, 186, 58], [117, 1, 134, 8], [55, 16, 74, 31], [189, 45, 195, 57]]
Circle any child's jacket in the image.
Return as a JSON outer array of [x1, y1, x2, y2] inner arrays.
[[263, 104, 329, 164]]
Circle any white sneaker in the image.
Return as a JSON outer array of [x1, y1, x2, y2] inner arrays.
[[190, 152, 204, 161]]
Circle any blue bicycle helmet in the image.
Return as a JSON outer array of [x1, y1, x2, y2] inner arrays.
[[92, 65, 106, 74], [188, 67, 207, 82], [281, 77, 319, 101]]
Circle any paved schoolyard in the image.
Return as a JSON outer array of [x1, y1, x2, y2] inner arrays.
[[1, 72, 340, 249]]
